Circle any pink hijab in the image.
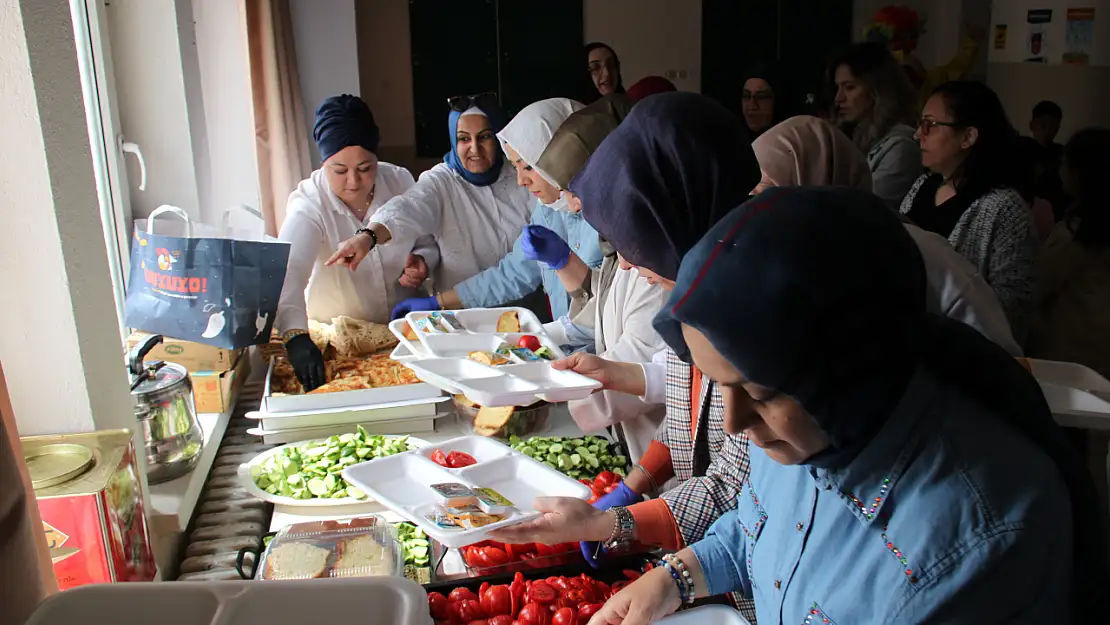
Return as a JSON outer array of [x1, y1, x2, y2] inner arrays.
[[752, 115, 872, 191]]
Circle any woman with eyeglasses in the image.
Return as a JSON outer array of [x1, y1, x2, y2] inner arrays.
[[276, 95, 437, 391], [389, 98, 602, 322], [328, 93, 533, 310], [583, 42, 624, 103], [900, 81, 1038, 342], [828, 42, 922, 210], [739, 61, 793, 140]]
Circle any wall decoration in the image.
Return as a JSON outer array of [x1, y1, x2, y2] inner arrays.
[[1026, 8, 1053, 62], [994, 24, 1009, 50], [1063, 7, 1095, 65]]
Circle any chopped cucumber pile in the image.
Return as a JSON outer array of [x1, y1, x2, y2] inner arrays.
[[395, 522, 431, 568], [250, 426, 414, 500], [508, 435, 629, 480]]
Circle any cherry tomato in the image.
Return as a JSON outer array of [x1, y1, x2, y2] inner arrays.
[[481, 585, 512, 617], [450, 587, 480, 603], [577, 604, 604, 623], [594, 470, 619, 487], [456, 599, 486, 622], [552, 607, 576, 625], [488, 617, 514, 625], [428, 592, 451, 620], [447, 451, 478, 468], [528, 582, 558, 604], [517, 335, 542, 351], [518, 603, 551, 625], [430, 448, 449, 467]]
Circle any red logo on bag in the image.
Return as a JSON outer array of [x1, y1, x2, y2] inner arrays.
[[155, 248, 180, 271]]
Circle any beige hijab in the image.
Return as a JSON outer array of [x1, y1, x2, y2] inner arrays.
[[752, 115, 873, 191]]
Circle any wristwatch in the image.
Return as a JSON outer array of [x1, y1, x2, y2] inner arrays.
[[355, 227, 378, 252], [604, 506, 636, 551]]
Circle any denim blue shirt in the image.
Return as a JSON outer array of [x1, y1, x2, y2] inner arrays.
[[455, 200, 603, 320], [691, 367, 1072, 625]]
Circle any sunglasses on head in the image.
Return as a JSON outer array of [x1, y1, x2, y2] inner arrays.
[[447, 92, 498, 113]]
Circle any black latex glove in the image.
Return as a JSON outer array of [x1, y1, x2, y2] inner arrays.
[[285, 334, 326, 392]]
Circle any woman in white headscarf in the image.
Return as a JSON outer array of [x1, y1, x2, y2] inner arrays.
[[390, 98, 605, 322]]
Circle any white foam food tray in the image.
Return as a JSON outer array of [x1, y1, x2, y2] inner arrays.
[[403, 358, 601, 407], [262, 358, 443, 414], [419, 332, 566, 361], [247, 396, 450, 430], [342, 435, 592, 548], [406, 307, 544, 342], [658, 606, 752, 625], [1025, 359, 1110, 429], [26, 578, 433, 625], [389, 319, 428, 361], [238, 435, 430, 507]]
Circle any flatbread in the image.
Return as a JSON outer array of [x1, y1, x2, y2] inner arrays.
[[332, 316, 398, 357], [496, 311, 520, 333]]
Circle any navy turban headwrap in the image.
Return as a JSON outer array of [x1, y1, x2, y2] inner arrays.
[[313, 94, 380, 163]]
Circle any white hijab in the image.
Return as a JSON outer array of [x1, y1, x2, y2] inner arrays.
[[497, 98, 585, 197]]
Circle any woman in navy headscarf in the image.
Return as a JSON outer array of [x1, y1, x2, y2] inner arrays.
[[328, 93, 533, 310], [276, 94, 436, 391]]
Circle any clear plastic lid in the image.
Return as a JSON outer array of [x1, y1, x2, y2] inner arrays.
[[257, 515, 404, 581]]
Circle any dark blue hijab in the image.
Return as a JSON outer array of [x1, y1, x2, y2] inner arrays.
[[444, 103, 508, 187], [313, 95, 380, 163], [659, 186, 1109, 614], [569, 92, 759, 281]]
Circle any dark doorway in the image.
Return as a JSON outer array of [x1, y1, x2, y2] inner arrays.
[[701, 0, 854, 121], [409, 0, 582, 158]]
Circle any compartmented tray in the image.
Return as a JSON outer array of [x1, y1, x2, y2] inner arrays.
[[342, 435, 592, 548], [388, 319, 428, 361], [419, 332, 565, 361], [262, 358, 443, 414], [238, 434, 430, 507], [404, 359, 600, 407], [1025, 358, 1110, 429], [406, 307, 544, 340], [245, 416, 442, 445], [248, 396, 450, 431]]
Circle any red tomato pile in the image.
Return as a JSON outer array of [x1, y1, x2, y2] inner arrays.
[[431, 449, 478, 468], [580, 471, 621, 505], [460, 541, 579, 570], [429, 571, 643, 625]]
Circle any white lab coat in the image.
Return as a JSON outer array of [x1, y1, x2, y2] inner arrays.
[[276, 164, 438, 330], [369, 162, 533, 291], [546, 259, 668, 460]]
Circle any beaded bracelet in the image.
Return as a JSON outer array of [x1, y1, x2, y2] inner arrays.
[[662, 553, 695, 604], [281, 328, 309, 343], [660, 558, 690, 604]]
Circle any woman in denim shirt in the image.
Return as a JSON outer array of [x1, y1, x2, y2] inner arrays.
[[391, 98, 603, 322], [572, 187, 1107, 625]]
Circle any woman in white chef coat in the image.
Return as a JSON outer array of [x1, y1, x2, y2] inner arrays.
[[327, 94, 533, 306], [276, 94, 438, 391]]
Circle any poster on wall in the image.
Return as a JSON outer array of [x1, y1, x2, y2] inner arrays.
[[1026, 9, 1053, 63], [994, 24, 1008, 50], [1063, 8, 1095, 65]]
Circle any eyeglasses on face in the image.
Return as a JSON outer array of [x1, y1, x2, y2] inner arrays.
[[742, 91, 774, 103], [917, 117, 961, 136], [447, 92, 498, 113]]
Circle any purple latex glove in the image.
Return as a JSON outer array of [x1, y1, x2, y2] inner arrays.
[[580, 482, 640, 569], [391, 296, 439, 321], [521, 225, 571, 270]]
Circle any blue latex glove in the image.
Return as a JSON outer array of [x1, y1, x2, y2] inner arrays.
[[521, 225, 571, 270], [391, 296, 440, 321], [580, 482, 641, 569]]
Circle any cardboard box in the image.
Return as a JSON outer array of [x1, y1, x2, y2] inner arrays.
[[190, 354, 250, 414], [126, 331, 243, 373]]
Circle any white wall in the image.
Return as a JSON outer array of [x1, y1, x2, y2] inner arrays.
[[584, 0, 702, 92], [291, 0, 361, 167], [0, 0, 135, 436], [988, 0, 1110, 142]]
